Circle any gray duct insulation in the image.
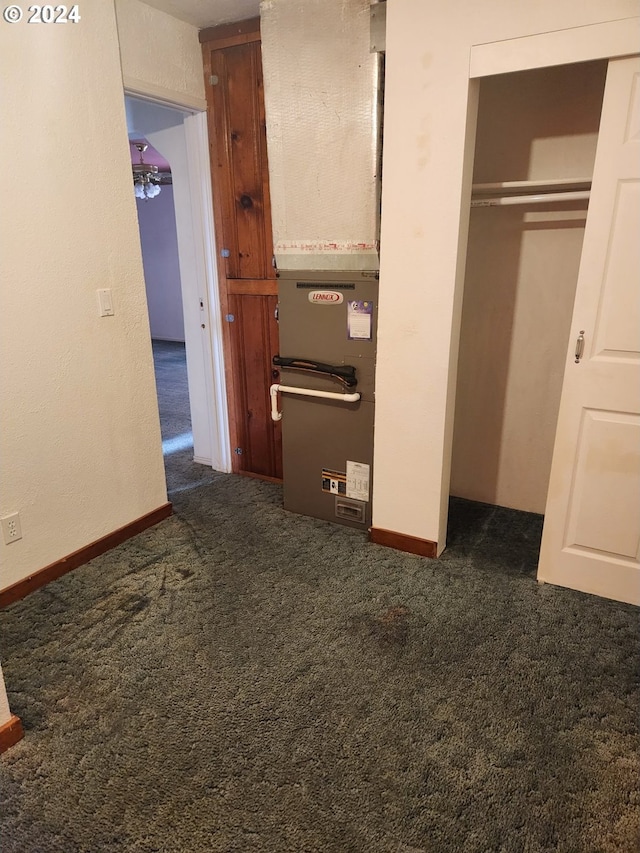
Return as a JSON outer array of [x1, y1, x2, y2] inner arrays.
[[260, 0, 382, 271]]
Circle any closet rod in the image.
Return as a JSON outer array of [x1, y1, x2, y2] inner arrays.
[[471, 190, 590, 208], [472, 178, 591, 193]]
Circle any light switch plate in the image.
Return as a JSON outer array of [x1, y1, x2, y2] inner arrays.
[[97, 288, 114, 317]]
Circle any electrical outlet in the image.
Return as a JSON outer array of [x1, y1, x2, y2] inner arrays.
[[1, 513, 22, 545]]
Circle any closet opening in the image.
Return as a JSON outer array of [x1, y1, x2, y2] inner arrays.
[[448, 59, 608, 570]]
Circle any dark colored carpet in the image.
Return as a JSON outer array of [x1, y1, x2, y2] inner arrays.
[[0, 341, 638, 852]]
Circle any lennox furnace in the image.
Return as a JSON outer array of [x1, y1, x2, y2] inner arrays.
[[261, 0, 384, 527]]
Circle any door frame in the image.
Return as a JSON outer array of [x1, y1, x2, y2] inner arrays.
[[440, 17, 640, 547], [124, 88, 231, 475]]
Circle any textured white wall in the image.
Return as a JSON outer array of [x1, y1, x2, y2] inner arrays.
[[0, 2, 167, 590], [261, 0, 381, 270], [116, 0, 206, 110], [373, 0, 639, 549]]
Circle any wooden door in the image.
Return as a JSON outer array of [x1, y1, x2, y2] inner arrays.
[[201, 19, 282, 480], [227, 288, 282, 478], [538, 56, 640, 604]]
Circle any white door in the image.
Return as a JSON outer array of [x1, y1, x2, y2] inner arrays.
[[538, 55, 640, 605]]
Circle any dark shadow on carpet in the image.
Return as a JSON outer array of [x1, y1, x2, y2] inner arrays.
[[447, 496, 544, 578]]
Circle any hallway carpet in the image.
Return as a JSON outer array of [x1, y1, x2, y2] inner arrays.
[[151, 339, 219, 497], [0, 344, 638, 852]]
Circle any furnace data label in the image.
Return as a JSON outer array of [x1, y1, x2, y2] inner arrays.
[[346, 460, 370, 502], [322, 469, 347, 496], [347, 300, 373, 341]]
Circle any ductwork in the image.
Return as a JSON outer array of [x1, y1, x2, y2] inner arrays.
[[260, 0, 384, 271]]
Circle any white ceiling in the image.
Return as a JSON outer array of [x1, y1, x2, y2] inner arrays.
[[141, 0, 261, 29]]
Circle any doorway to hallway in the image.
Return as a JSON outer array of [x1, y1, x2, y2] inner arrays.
[[125, 93, 231, 479]]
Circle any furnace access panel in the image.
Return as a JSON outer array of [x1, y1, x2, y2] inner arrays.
[[275, 270, 378, 528]]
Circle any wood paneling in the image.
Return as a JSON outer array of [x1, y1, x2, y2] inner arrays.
[[227, 279, 278, 296], [207, 41, 275, 282], [199, 17, 261, 47], [229, 294, 282, 479], [202, 22, 282, 480]]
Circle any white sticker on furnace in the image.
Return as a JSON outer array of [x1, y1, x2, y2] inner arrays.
[[347, 300, 373, 340], [346, 461, 370, 502]]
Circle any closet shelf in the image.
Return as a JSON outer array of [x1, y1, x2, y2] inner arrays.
[[471, 178, 592, 207]]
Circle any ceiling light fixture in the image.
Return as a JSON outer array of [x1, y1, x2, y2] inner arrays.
[[132, 142, 162, 200]]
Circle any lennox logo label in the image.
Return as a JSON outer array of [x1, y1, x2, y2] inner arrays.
[[308, 290, 344, 304]]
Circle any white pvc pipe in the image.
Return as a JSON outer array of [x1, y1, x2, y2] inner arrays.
[[471, 190, 590, 207], [270, 383, 361, 421]]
